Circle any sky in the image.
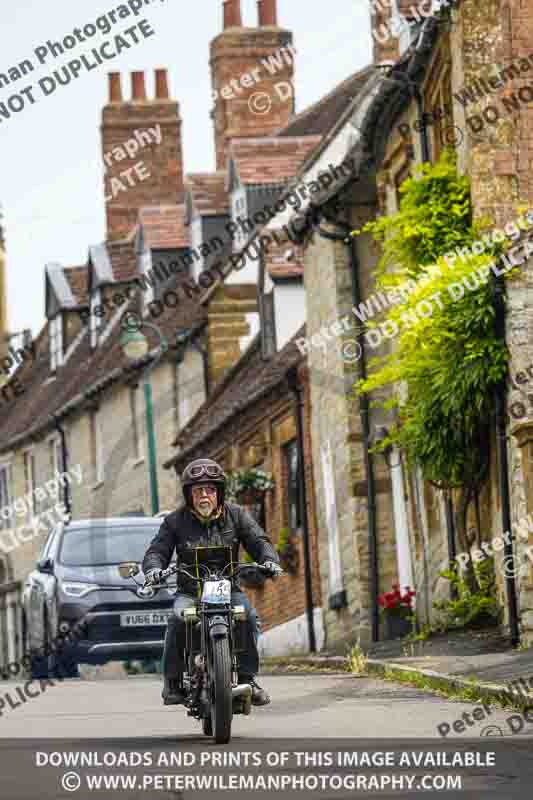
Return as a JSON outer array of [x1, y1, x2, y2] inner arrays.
[[0, 0, 372, 338]]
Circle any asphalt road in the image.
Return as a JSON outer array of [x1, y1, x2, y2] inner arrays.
[[1, 673, 533, 798], [1, 672, 533, 738]]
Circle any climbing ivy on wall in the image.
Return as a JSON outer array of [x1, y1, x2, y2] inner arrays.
[[353, 150, 518, 586]]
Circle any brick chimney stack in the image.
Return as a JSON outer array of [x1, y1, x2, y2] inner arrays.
[[101, 69, 184, 241], [210, 0, 295, 170], [258, 0, 278, 26], [371, 0, 402, 64]]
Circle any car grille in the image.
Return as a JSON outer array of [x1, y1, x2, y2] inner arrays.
[[85, 600, 173, 642]]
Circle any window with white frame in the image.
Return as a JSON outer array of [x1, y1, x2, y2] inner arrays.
[[49, 437, 64, 477], [177, 362, 191, 429], [23, 451, 37, 517], [90, 289, 103, 348], [191, 217, 204, 279], [140, 250, 154, 311], [129, 387, 143, 461], [0, 465, 12, 529], [232, 189, 247, 250], [49, 315, 63, 371], [90, 410, 104, 484]]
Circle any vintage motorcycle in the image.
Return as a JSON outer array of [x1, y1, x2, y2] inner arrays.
[[121, 547, 281, 744]]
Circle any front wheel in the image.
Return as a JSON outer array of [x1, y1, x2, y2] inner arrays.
[[209, 637, 232, 744]]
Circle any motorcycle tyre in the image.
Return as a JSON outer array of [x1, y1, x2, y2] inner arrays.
[[210, 637, 232, 744]]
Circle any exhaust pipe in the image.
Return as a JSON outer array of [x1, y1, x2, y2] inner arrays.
[[232, 683, 252, 715]]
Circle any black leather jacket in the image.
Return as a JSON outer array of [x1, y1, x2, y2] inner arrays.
[[142, 503, 279, 595]]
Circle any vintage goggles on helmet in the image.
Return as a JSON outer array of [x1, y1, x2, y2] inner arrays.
[[189, 464, 224, 479]]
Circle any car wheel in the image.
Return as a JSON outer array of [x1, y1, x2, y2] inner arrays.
[[48, 631, 80, 680], [55, 650, 80, 679]]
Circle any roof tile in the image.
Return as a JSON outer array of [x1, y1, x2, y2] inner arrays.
[[229, 136, 322, 185], [170, 328, 305, 466]]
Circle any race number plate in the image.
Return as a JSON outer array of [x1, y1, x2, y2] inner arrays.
[[201, 579, 231, 604]]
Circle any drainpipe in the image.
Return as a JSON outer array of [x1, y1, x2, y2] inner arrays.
[[412, 85, 430, 164], [378, 69, 431, 163], [444, 492, 457, 599], [317, 210, 380, 642], [51, 414, 71, 517], [287, 367, 317, 653], [493, 273, 520, 646]]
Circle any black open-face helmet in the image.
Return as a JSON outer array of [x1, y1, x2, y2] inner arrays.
[[181, 458, 226, 509]]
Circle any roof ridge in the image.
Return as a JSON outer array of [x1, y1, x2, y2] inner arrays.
[[277, 63, 374, 135]]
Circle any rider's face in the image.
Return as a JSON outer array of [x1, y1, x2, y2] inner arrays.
[[191, 484, 218, 517]]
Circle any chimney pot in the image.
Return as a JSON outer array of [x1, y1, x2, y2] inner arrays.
[[258, 0, 277, 26], [223, 0, 242, 29], [131, 71, 147, 101], [108, 72, 122, 103], [155, 68, 169, 99]]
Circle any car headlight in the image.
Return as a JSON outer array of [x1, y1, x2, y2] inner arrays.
[[60, 581, 100, 598]]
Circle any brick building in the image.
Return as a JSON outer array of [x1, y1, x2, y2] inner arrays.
[[0, 0, 349, 662], [204, 0, 533, 651], [358, 0, 533, 644], [252, 0, 533, 648], [0, 67, 209, 668]]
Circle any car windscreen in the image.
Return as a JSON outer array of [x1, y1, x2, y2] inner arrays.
[[58, 525, 161, 566]]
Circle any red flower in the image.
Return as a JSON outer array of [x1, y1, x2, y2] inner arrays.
[[378, 585, 416, 611]]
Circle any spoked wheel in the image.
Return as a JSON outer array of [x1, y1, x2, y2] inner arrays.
[[209, 637, 233, 744]]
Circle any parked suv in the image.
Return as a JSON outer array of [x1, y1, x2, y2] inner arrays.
[[23, 517, 175, 678]]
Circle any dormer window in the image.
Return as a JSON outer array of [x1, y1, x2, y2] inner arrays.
[[49, 314, 64, 371], [90, 289, 103, 348]]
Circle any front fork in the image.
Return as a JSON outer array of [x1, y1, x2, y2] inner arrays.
[[184, 608, 247, 718]]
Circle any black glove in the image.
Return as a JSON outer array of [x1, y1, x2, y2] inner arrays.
[[262, 560, 283, 578], [145, 568, 164, 585]]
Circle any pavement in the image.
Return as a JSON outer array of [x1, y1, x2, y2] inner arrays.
[[262, 626, 533, 710]]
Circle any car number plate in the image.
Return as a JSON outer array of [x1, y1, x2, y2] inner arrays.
[[120, 611, 171, 627], [201, 579, 231, 604]]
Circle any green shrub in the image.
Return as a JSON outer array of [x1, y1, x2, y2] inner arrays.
[[433, 557, 500, 630]]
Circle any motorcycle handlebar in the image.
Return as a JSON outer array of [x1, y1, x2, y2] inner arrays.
[[142, 561, 281, 591]]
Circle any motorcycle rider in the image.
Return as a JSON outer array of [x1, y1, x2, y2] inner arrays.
[[142, 458, 283, 707]]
